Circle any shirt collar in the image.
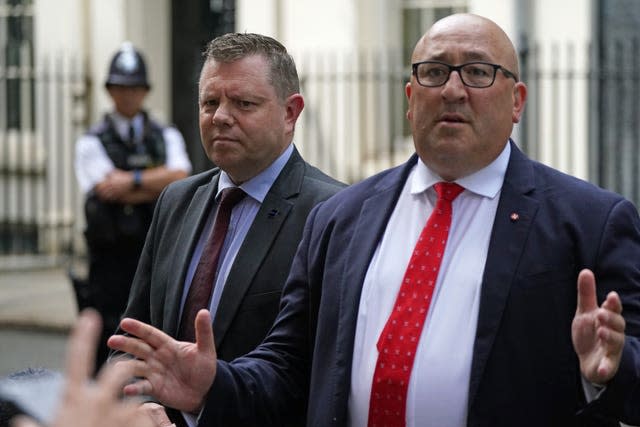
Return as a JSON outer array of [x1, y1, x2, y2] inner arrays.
[[109, 111, 144, 141], [217, 143, 294, 203], [412, 141, 510, 200]]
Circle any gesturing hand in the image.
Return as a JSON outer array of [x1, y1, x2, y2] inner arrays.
[[11, 309, 154, 427], [572, 269, 626, 385], [107, 309, 217, 413]]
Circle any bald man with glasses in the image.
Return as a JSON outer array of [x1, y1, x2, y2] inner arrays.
[[109, 14, 640, 427]]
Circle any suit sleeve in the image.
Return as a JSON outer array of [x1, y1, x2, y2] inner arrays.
[[197, 204, 326, 426], [583, 198, 640, 424]]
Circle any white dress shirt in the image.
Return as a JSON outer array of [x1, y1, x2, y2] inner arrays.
[[74, 111, 192, 194], [348, 143, 510, 427]]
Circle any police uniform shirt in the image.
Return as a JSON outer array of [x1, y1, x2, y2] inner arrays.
[[74, 111, 192, 194]]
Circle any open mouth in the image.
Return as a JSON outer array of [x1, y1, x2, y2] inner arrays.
[[439, 113, 466, 123]]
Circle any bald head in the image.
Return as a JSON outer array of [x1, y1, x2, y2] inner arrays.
[[405, 13, 527, 181], [413, 14, 520, 80]]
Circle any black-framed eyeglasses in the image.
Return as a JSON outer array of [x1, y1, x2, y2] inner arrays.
[[412, 60, 518, 88]]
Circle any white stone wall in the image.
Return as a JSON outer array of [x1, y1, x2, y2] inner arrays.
[[35, 0, 171, 125], [471, 0, 592, 179], [236, 0, 594, 180]]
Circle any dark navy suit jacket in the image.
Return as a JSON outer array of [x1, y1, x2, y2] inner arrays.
[[201, 142, 640, 427]]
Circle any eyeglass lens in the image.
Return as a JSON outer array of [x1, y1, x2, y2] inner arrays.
[[415, 62, 497, 88]]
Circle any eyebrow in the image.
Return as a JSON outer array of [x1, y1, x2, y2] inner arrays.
[[428, 50, 493, 63]]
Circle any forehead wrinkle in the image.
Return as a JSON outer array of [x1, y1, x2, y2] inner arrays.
[[199, 59, 275, 99], [423, 49, 494, 64], [415, 14, 519, 74]]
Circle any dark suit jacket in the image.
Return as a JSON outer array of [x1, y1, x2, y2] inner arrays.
[[117, 147, 345, 362], [202, 142, 640, 427]]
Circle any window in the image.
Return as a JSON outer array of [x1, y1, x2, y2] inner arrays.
[[401, 1, 467, 137], [1, 0, 35, 130], [402, 1, 468, 61]]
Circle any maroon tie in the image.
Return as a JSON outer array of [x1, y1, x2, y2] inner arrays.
[[178, 187, 246, 342], [367, 182, 464, 427]]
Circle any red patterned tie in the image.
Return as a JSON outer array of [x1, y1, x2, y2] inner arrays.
[[367, 182, 464, 427], [178, 187, 246, 342]]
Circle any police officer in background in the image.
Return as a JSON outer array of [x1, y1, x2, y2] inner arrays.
[[74, 42, 192, 370]]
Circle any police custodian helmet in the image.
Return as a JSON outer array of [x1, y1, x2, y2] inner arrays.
[[105, 42, 151, 89]]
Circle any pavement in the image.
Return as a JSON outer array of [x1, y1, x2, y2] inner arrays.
[[0, 267, 77, 332]]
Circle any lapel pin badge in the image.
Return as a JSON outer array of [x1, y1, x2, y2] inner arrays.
[[268, 209, 280, 218], [510, 212, 519, 222]]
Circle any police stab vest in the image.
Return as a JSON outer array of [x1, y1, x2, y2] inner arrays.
[[89, 111, 167, 171], [83, 111, 166, 249]]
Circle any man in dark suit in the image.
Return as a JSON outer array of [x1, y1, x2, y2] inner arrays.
[[109, 14, 640, 427], [110, 33, 344, 424]]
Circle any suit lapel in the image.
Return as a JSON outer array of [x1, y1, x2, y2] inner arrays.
[[212, 151, 304, 347], [467, 143, 539, 409], [332, 157, 416, 406], [164, 173, 221, 335]]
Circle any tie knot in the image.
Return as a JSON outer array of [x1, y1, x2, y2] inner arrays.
[[219, 187, 246, 209], [433, 182, 464, 201]]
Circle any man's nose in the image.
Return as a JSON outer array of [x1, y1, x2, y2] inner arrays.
[[212, 103, 234, 126], [440, 70, 468, 100]]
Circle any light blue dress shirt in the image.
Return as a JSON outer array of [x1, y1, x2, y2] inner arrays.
[[180, 144, 294, 427], [179, 143, 294, 323]]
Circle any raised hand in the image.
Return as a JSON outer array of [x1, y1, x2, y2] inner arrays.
[[572, 269, 626, 385], [12, 309, 154, 427], [107, 309, 217, 413]]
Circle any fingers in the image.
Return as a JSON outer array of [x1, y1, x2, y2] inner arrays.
[[122, 377, 153, 397], [596, 321, 625, 349], [595, 329, 624, 380], [596, 294, 626, 349], [116, 358, 150, 380], [576, 269, 597, 314], [577, 271, 624, 317], [118, 318, 174, 350], [108, 317, 176, 360], [65, 309, 102, 386], [602, 291, 623, 314], [108, 334, 156, 361], [596, 292, 626, 380], [9, 416, 42, 427], [597, 305, 625, 333], [138, 402, 175, 427], [596, 291, 625, 344], [195, 309, 216, 354], [573, 270, 627, 384], [107, 358, 155, 397], [95, 359, 137, 399]]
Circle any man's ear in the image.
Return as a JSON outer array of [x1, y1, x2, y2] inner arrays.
[[512, 82, 527, 123], [284, 93, 305, 131], [405, 82, 413, 121]]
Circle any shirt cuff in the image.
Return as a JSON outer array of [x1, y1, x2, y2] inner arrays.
[[581, 376, 606, 402], [182, 410, 201, 427]]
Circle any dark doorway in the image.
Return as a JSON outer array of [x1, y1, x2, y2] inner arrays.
[[171, 0, 235, 174]]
